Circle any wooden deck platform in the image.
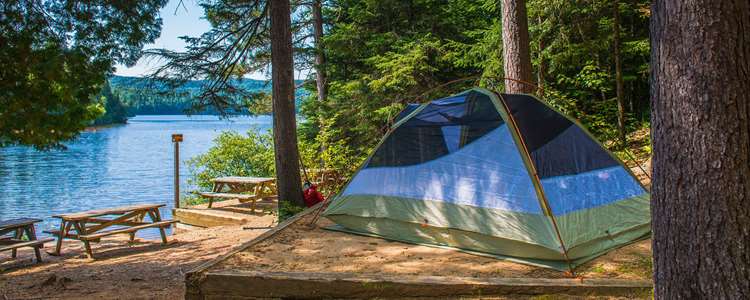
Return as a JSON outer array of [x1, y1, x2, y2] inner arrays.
[[184, 204, 653, 299], [174, 198, 277, 229]]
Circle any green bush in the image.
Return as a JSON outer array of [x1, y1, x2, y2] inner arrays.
[[187, 129, 276, 192], [185, 128, 358, 218]]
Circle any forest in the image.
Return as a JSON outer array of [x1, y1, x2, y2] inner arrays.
[[92, 76, 306, 120], [185, 0, 654, 197], [294, 0, 651, 169]]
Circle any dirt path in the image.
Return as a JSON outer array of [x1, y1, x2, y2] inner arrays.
[[0, 223, 270, 300]]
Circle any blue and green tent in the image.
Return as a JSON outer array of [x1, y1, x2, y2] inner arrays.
[[323, 88, 650, 271]]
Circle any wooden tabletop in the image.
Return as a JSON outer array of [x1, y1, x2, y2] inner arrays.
[[0, 218, 42, 230], [211, 176, 275, 184], [52, 203, 165, 220]]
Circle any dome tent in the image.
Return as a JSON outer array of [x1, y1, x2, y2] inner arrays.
[[322, 88, 650, 271]]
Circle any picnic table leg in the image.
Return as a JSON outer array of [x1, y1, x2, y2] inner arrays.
[[208, 183, 224, 208], [11, 228, 22, 258], [128, 212, 144, 242], [23, 225, 43, 263], [148, 209, 169, 244], [72, 221, 93, 259], [51, 221, 70, 256], [251, 183, 264, 212]]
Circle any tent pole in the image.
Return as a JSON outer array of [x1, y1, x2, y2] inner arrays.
[[493, 91, 576, 275]]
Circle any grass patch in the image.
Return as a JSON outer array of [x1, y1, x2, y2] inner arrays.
[[182, 194, 209, 206], [589, 264, 607, 274], [617, 254, 653, 279]]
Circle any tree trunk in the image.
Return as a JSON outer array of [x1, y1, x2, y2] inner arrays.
[[613, 0, 627, 148], [312, 0, 327, 102], [501, 0, 534, 94], [651, 0, 750, 298], [269, 0, 304, 207], [536, 15, 545, 95]]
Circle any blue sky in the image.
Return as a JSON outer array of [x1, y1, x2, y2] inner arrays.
[[115, 0, 305, 80]]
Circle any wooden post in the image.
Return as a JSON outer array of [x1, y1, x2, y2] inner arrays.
[[172, 134, 183, 209]]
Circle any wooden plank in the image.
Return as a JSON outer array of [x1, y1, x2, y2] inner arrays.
[[0, 239, 25, 245], [52, 204, 165, 220], [173, 208, 252, 227], [0, 218, 42, 230], [198, 192, 256, 200], [84, 210, 143, 233], [43, 229, 78, 239], [84, 218, 150, 227], [0, 238, 54, 252], [196, 270, 653, 299], [78, 220, 176, 240], [211, 177, 275, 185]]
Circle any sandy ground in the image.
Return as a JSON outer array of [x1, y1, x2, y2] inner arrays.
[[211, 213, 653, 281], [0, 220, 272, 300]]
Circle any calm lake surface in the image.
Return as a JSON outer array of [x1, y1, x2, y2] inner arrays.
[[0, 115, 271, 238]]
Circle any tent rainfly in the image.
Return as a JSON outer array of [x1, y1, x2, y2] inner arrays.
[[323, 88, 650, 271]]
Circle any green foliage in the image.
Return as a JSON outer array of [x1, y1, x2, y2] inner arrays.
[[528, 0, 651, 140], [108, 76, 305, 115], [278, 200, 305, 221], [143, 0, 315, 115], [298, 0, 651, 160], [0, 0, 167, 149], [617, 254, 653, 279], [299, 0, 492, 160], [187, 130, 276, 191], [92, 83, 128, 126]]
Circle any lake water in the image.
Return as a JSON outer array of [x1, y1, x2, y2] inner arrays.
[[0, 115, 272, 238]]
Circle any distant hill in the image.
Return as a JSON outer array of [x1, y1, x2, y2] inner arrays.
[[109, 75, 306, 115]]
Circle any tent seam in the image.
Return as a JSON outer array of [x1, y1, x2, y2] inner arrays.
[[490, 90, 575, 274], [508, 92, 649, 192]]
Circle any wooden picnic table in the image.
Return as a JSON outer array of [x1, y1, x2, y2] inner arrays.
[[45, 203, 176, 259], [200, 176, 276, 210], [0, 218, 54, 263]]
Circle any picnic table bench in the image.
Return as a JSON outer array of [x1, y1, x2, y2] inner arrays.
[[44, 204, 176, 259], [0, 218, 54, 263], [199, 176, 276, 210]]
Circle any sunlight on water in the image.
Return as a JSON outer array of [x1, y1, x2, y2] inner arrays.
[[0, 115, 272, 239]]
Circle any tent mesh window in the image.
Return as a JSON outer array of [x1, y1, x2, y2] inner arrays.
[[368, 91, 504, 168]]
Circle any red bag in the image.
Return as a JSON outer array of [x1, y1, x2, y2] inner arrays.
[[303, 183, 325, 207]]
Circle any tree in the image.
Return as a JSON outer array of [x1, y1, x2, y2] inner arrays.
[[612, 0, 626, 148], [501, 0, 534, 94], [311, 0, 327, 102], [93, 83, 128, 126], [147, 0, 318, 211], [526, 0, 651, 142], [270, 0, 305, 208], [298, 0, 493, 164], [0, 0, 166, 149], [651, 0, 750, 298]]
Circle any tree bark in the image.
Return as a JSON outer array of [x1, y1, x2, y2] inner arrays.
[[501, 0, 534, 94], [651, 0, 750, 298], [536, 15, 545, 93], [613, 0, 627, 148], [312, 0, 327, 102], [269, 0, 304, 207]]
